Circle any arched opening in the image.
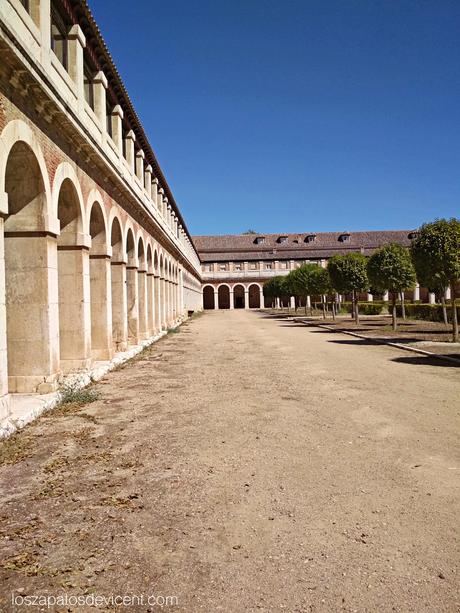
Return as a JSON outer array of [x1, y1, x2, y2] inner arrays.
[[4, 141, 58, 392], [218, 285, 230, 309], [89, 202, 111, 359], [57, 178, 90, 371], [248, 284, 261, 309], [233, 284, 245, 309], [110, 217, 127, 352], [137, 238, 148, 339], [159, 254, 166, 328], [146, 245, 154, 336], [203, 285, 215, 310], [126, 228, 139, 344]]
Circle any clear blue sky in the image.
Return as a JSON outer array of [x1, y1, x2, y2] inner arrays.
[[91, 0, 460, 236]]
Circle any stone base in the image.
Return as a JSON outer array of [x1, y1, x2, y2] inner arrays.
[[8, 374, 60, 394], [60, 357, 93, 373]]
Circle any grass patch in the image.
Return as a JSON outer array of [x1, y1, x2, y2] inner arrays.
[[0, 433, 34, 466], [59, 380, 100, 407]]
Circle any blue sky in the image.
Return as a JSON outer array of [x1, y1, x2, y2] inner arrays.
[[91, 0, 460, 236]]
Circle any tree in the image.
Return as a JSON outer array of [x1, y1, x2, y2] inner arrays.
[[243, 229, 257, 235], [327, 253, 368, 324], [309, 266, 332, 319], [289, 264, 318, 314], [367, 243, 417, 331], [411, 218, 460, 341], [263, 276, 286, 308]]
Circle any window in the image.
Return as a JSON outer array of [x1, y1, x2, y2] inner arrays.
[[265, 263, 273, 269], [254, 236, 265, 245], [84, 58, 96, 110], [219, 263, 227, 271], [305, 234, 316, 243], [51, 4, 69, 70], [339, 234, 351, 242], [277, 236, 288, 244], [234, 263, 242, 271], [249, 262, 258, 270]]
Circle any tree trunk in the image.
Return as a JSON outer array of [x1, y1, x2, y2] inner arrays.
[[401, 292, 406, 320], [392, 294, 397, 331], [441, 294, 448, 326], [353, 291, 359, 324], [322, 296, 326, 319], [332, 297, 336, 321], [451, 280, 458, 342]]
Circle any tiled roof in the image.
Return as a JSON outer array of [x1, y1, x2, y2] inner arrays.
[[193, 231, 412, 262]]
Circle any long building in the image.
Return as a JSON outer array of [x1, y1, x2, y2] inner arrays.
[[193, 230, 426, 309], [0, 0, 202, 420]]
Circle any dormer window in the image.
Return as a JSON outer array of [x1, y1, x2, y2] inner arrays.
[[339, 233, 351, 242], [277, 236, 288, 244], [254, 236, 265, 245], [408, 231, 418, 240], [305, 234, 316, 243]]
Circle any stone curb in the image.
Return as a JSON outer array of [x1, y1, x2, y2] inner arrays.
[[292, 318, 460, 366], [0, 320, 184, 439]]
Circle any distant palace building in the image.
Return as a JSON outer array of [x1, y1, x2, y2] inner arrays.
[[193, 231, 427, 309]]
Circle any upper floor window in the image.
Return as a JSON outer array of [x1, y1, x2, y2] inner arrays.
[[254, 236, 265, 245], [339, 233, 351, 242], [305, 234, 316, 243], [51, 3, 70, 70], [219, 263, 228, 271], [265, 263, 273, 269], [249, 262, 258, 270], [277, 236, 288, 244], [280, 261, 288, 269], [234, 263, 242, 270]]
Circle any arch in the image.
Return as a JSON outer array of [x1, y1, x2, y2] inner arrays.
[[137, 236, 146, 271], [110, 215, 124, 261], [88, 200, 108, 251], [233, 283, 245, 309], [110, 214, 127, 352], [248, 283, 261, 309], [137, 236, 148, 339], [218, 284, 230, 310], [153, 249, 159, 275], [126, 227, 139, 343], [146, 244, 153, 274], [3, 137, 58, 392], [203, 285, 215, 310], [52, 162, 86, 233], [0, 119, 52, 226], [125, 226, 136, 265], [86, 189, 108, 238]]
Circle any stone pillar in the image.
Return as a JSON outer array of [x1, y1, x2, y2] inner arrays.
[[144, 165, 152, 200], [58, 238, 92, 372], [260, 287, 265, 308], [126, 263, 139, 344], [158, 189, 164, 216], [3, 225, 59, 393], [137, 265, 148, 340], [124, 130, 136, 174], [244, 287, 249, 309], [445, 287, 451, 300], [161, 277, 167, 328], [67, 25, 86, 102], [229, 289, 234, 309], [147, 273, 155, 335], [92, 70, 108, 132], [413, 284, 420, 301], [110, 105, 124, 156], [214, 288, 219, 310], [111, 259, 128, 352], [290, 296, 295, 309], [276, 297, 280, 309], [154, 275, 161, 331], [382, 291, 389, 302], [306, 295, 311, 308], [429, 292, 436, 305], [367, 292, 373, 302], [152, 178, 158, 208], [135, 149, 145, 186], [89, 249, 112, 360]]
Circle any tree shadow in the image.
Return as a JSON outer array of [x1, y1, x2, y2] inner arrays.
[[391, 355, 460, 368]]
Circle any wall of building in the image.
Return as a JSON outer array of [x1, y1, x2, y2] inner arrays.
[[0, 0, 202, 420]]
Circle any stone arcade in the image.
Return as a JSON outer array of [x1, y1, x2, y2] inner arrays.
[[0, 0, 202, 422]]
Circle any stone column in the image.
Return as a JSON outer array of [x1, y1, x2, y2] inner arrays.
[[111, 258, 128, 352], [58, 236, 92, 372], [137, 264, 149, 340], [382, 291, 389, 302], [290, 296, 295, 309], [124, 130, 136, 174], [67, 25, 86, 102], [92, 71, 108, 133], [3, 221, 59, 394], [429, 292, 436, 305], [135, 149, 145, 186], [158, 188, 164, 216], [306, 295, 311, 309], [161, 277, 167, 328], [229, 289, 234, 309], [244, 287, 249, 309], [147, 272, 155, 335], [89, 247, 112, 360], [110, 105, 124, 156], [144, 165, 152, 200], [126, 263, 139, 344], [367, 292, 373, 302], [413, 284, 420, 301], [214, 288, 219, 310], [276, 297, 280, 309], [260, 287, 265, 308], [154, 275, 161, 332]]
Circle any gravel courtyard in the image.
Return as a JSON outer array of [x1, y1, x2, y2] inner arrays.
[[0, 310, 458, 612]]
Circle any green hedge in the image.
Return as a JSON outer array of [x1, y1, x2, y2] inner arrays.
[[339, 301, 388, 315], [395, 303, 459, 323]]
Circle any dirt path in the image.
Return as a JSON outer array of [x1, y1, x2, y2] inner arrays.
[[0, 310, 459, 612]]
